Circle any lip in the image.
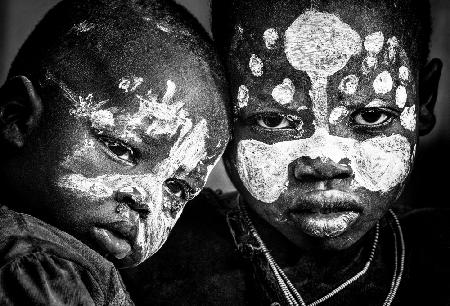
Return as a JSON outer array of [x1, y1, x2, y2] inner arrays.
[[288, 190, 362, 238], [91, 221, 137, 260]]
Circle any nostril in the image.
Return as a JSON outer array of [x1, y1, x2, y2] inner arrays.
[[294, 157, 353, 181], [115, 188, 150, 217]]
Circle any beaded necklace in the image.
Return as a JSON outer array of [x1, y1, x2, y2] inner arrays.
[[239, 202, 405, 306]]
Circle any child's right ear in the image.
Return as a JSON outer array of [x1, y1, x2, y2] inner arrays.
[[0, 76, 43, 148]]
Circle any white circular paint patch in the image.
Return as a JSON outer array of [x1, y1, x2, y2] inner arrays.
[[399, 66, 410, 82], [272, 78, 295, 105], [263, 28, 279, 50], [373, 71, 393, 94], [364, 31, 385, 54], [237, 85, 249, 108], [339, 75, 359, 95], [249, 54, 264, 77]]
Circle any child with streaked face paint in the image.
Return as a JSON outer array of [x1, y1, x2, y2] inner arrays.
[[0, 0, 229, 304], [120, 0, 450, 305]]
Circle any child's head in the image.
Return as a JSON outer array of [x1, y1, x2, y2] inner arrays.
[[0, 0, 230, 267], [214, 0, 441, 250]]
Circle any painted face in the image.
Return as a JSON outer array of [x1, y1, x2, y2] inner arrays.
[[226, 9, 417, 250]]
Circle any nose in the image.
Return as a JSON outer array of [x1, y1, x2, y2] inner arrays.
[[293, 156, 353, 182], [115, 186, 150, 217]]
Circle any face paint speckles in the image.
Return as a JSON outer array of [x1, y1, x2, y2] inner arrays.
[[364, 31, 384, 54], [329, 106, 349, 125], [263, 28, 279, 50], [249, 54, 264, 77], [237, 85, 249, 109], [285, 11, 361, 128], [399, 66, 410, 82], [157, 23, 171, 33], [272, 78, 295, 105], [72, 21, 95, 33], [90, 110, 116, 129], [400, 105, 416, 131], [395, 86, 408, 108], [339, 75, 359, 95], [384, 37, 399, 64], [68, 93, 109, 119], [237, 129, 412, 203], [119, 77, 144, 93], [373, 71, 393, 94]]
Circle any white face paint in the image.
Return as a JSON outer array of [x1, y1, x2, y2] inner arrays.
[[58, 119, 209, 260], [400, 105, 416, 132], [272, 78, 295, 105], [362, 32, 384, 75], [285, 11, 361, 129], [72, 21, 95, 33], [119, 77, 144, 93], [263, 28, 279, 50], [238, 85, 250, 109], [339, 75, 359, 95], [249, 54, 264, 77], [399, 66, 410, 82], [237, 129, 412, 203], [395, 85, 408, 108], [237, 12, 414, 204], [385, 37, 399, 64], [373, 71, 393, 94]]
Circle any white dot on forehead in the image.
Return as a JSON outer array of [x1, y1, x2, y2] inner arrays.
[[399, 66, 410, 82], [272, 78, 295, 105], [237, 85, 249, 108], [249, 54, 264, 77], [339, 75, 359, 95], [364, 31, 384, 54], [396, 86, 407, 108], [263, 28, 279, 50], [373, 71, 393, 94]]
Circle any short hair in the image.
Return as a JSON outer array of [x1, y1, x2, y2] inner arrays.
[[212, 0, 431, 69], [8, 0, 225, 94]]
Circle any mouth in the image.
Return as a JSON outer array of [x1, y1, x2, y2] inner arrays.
[[288, 190, 362, 238], [90, 221, 137, 260]]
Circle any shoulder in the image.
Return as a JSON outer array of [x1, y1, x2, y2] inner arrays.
[[0, 207, 133, 306], [121, 189, 247, 305]]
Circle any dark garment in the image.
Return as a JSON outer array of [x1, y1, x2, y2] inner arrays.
[[121, 189, 450, 306], [0, 206, 133, 306]]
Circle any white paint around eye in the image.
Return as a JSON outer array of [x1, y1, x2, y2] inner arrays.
[[373, 71, 393, 94], [263, 28, 279, 50], [395, 86, 408, 108], [58, 117, 211, 263], [272, 78, 295, 105], [400, 105, 416, 131], [339, 75, 359, 95], [237, 85, 249, 108], [399, 66, 410, 82], [329, 106, 349, 125], [364, 31, 384, 54], [249, 54, 264, 77], [237, 129, 412, 203], [285, 11, 361, 128]]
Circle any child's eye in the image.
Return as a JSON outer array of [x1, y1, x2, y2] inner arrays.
[[352, 108, 395, 127], [164, 178, 194, 201], [255, 114, 295, 130], [97, 135, 137, 166]]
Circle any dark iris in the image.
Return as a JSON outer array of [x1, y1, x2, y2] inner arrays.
[[360, 110, 382, 123], [164, 178, 193, 200], [261, 115, 284, 128]]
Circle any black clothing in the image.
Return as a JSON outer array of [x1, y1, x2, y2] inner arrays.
[[0, 206, 133, 305], [122, 189, 450, 305]]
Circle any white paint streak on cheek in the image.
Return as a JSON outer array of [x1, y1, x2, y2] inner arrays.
[[396, 86, 408, 108], [237, 85, 249, 109], [249, 54, 264, 77], [272, 78, 295, 105], [162, 80, 176, 104], [237, 130, 412, 203], [263, 28, 279, 50], [400, 105, 416, 131], [373, 71, 393, 94], [339, 75, 359, 95], [329, 106, 349, 125], [285, 11, 361, 128]]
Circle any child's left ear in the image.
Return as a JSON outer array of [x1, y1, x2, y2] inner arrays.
[[0, 76, 43, 148], [418, 58, 443, 136]]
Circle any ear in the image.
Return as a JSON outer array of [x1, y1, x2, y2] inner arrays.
[[418, 58, 443, 136], [0, 76, 43, 148]]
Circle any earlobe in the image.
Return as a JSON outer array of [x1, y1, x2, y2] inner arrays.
[[418, 58, 443, 136], [0, 76, 43, 148]]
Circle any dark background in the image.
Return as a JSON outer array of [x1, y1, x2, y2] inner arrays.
[[1, 0, 449, 205]]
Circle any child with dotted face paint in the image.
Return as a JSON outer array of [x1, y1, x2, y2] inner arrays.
[[0, 0, 229, 304], [120, 0, 450, 305]]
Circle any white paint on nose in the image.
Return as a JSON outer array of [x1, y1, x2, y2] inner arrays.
[[272, 78, 295, 105], [249, 54, 264, 77]]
